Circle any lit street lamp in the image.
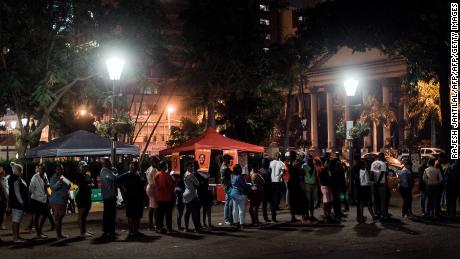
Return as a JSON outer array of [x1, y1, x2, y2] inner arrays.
[[106, 56, 125, 166], [21, 118, 28, 127], [344, 77, 359, 166], [167, 106, 175, 131]]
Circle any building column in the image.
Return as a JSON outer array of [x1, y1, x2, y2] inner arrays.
[[326, 91, 335, 151], [344, 95, 350, 122], [310, 92, 319, 150], [403, 102, 409, 142], [298, 94, 303, 116], [382, 82, 391, 148], [362, 86, 371, 152]]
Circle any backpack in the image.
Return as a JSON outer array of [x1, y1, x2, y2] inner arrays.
[[359, 169, 370, 186]]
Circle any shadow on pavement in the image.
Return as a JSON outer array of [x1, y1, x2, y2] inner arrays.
[[51, 236, 85, 247], [119, 234, 161, 243], [164, 231, 204, 240], [198, 229, 248, 238], [315, 225, 345, 236], [408, 216, 460, 228], [92, 233, 161, 244], [379, 218, 419, 235], [353, 222, 381, 237], [8, 237, 58, 249]]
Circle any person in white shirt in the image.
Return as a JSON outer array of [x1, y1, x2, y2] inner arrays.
[[423, 158, 443, 217], [29, 164, 50, 239], [269, 153, 285, 222], [370, 153, 389, 220], [0, 165, 8, 230]]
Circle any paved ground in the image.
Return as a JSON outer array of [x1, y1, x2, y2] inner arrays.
[[1, 195, 460, 259]]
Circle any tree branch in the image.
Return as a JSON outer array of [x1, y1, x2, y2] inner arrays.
[[45, 37, 56, 72], [32, 73, 99, 137], [132, 90, 162, 144], [0, 51, 7, 71], [142, 84, 177, 156]]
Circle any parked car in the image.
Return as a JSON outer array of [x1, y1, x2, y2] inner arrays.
[[361, 152, 403, 172], [397, 153, 433, 174], [361, 152, 403, 193], [420, 147, 445, 159]]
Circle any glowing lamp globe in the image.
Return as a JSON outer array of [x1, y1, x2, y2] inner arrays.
[[106, 57, 125, 81], [344, 78, 359, 97]]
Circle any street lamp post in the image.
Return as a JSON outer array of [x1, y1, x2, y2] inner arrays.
[[106, 57, 125, 166], [301, 118, 308, 152], [167, 106, 175, 131], [344, 78, 359, 166]]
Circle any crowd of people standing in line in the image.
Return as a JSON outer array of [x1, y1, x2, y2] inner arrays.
[[219, 150, 460, 228], [0, 151, 459, 243]]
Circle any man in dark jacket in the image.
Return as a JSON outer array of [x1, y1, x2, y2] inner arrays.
[[418, 157, 428, 215], [446, 160, 460, 216], [220, 154, 233, 224], [329, 158, 347, 220]]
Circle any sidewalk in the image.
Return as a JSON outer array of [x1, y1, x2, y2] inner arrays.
[[2, 195, 460, 259]]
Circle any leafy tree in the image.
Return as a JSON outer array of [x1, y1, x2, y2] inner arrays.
[[298, 0, 451, 154], [166, 118, 205, 147], [216, 88, 284, 146], [358, 96, 397, 152], [406, 80, 441, 147], [0, 0, 166, 158], [179, 0, 275, 128]]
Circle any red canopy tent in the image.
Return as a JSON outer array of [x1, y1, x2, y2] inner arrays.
[[159, 128, 264, 155]]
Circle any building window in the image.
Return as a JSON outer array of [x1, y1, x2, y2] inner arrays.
[[144, 87, 152, 94], [161, 135, 165, 142], [265, 34, 271, 40], [153, 135, 157, 142], [259, 18, 270, 26], [259, 4, 269, 11], [263, 47, 269, 53]]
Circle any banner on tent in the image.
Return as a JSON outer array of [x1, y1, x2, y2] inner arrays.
[[223, 149, 238, 169], [195, 149, 211, 172]]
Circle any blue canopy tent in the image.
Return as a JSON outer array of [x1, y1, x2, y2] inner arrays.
[[27, 130, 139, 158]]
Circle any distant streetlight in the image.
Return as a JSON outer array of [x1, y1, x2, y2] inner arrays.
[[21, 118, 28, 126], [167, 105, 175, 131], [344, 77, 359, 166], [106, 56, 125, 166], [80, 109, 87, 116], [10, 120, 17, 129]]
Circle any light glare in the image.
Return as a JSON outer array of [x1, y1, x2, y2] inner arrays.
[[106, 57, 125, 80]]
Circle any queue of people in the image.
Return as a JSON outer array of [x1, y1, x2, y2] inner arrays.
[[0, 151, 459, 243]]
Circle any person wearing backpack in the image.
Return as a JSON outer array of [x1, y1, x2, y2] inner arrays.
[[370, 153, 389, 220], [220, 154, 234, 225]]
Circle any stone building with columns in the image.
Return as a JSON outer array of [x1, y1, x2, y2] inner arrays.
[[293, 47, 408, 154]]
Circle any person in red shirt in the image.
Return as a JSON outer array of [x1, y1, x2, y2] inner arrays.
[[283, 155, 290, 209], [154, 161, 176, 233]]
